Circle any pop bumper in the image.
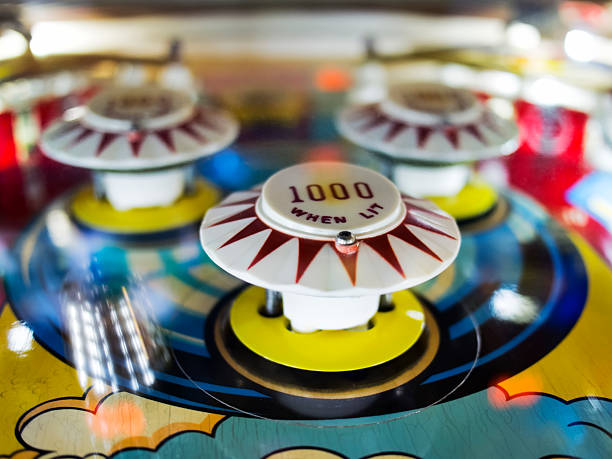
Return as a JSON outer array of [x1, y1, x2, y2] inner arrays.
[[200, 162, 461, 368], [337, 82, 518, 219], [41, 85, 238, 211]]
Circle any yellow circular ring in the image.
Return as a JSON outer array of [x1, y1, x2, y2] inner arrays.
[[230, 287, 427, 372], [70, 180, 220, 234], [429, 179, 498, 221]]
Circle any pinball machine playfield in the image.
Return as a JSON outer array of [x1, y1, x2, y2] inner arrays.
[[0, 5, 612, 459]]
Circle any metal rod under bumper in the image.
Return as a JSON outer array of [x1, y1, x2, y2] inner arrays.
[[184, 164, 196, 195], [262, 290, 282, 317], [92, 171, 106, 200], [378, 293, 395, 312]]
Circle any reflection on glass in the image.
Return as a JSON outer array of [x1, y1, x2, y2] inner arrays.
[[61, 272, 170, 394], [46, 208, 76, 248], [490, 287, 538, 324]]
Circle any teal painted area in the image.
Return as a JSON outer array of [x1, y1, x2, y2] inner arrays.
[[158, 249, 227, 298], [90, 246, 131, 279], [114, 390, 612, 459]]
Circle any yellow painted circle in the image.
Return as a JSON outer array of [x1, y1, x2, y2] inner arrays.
[[71, 180, 220, 234], [429, 180, 497, 221], [230, 287, 426, 372]]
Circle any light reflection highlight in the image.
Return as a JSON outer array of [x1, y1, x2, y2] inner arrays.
[[490, 288, 538, 324], [521, 77, 596, 112], [0, 29, 29, 60], [561, 206, 589, 228], [315, 66, 352, 92], [587, 195, 612, 229], [506, 22, 541, 51], [349, 62, 387, 104], [87, 399, 146, 440], [61, 273, 169, 394], [46, 209, 76, 248], [303, 143, 345, 163], [8, 321, 34, 356], [564, 29, 600, 62], [406, 310, 424, 321]]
